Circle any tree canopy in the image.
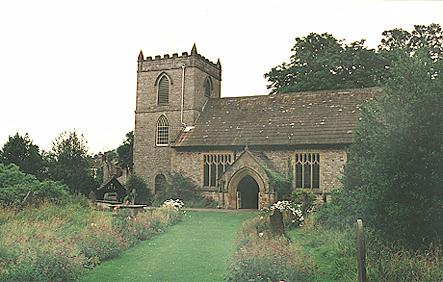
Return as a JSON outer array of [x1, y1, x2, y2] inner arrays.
[[117, 131, 134, 172], [0, 133, 46, 180], [47, 131, 97, 195], [266, 24, 443, 94]]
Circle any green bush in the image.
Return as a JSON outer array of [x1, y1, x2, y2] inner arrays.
[[292, 188, 316, 216], [263, 167, 292, 200], [0, 164, 70, 206], [125, 175, 152, 205], [153, 172, 203, 206], [0, 163, 36, 188]]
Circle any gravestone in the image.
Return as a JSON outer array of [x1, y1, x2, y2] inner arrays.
[[269, 209, 284, 236], [88, 191, 96, 202]]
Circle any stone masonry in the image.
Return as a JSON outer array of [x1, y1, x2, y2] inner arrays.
[[133, 45, 374, 208]]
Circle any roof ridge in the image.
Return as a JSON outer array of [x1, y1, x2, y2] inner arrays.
[[215, 87, 381, 101]]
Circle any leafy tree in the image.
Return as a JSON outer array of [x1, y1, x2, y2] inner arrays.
[[125, 174, 152, 204], [0, 133, 46, 179], [117, 131, 134, 172], [47, 131, 97, 195], [265, 33, 386, 93], [379, 23, 443, 60], [266, 24, 443, 94], [329, 52, 443, 248]]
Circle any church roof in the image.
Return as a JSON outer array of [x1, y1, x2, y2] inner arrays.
[[174, 87, 381, 148]]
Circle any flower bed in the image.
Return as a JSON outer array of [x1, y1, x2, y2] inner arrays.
[[0, 198, 184, 281]]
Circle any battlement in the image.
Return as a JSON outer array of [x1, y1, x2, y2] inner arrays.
[[138, 44, 221, 70]]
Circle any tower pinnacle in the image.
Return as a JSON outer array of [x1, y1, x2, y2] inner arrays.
[[191, 43, 198, 55], [138, 50, 144, 61]]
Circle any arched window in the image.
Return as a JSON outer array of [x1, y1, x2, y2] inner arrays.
[[155, 174, 166, 194], [156, 115, 169, 146], [157, 75, 169, 105], [204, 77, 212, 97]]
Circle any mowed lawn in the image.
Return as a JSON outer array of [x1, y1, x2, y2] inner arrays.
[[81, 210, 256, 282]]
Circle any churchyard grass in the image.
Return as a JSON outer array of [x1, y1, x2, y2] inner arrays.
[[80, 211, 256, 282]]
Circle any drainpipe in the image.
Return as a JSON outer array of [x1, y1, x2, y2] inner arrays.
[[180, 64, 186, 127]]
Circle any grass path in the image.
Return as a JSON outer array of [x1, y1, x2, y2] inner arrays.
[[81, 210, 256, 282]]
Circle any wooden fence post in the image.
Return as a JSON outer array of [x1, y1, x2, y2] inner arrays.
[[356, 219, 367, 282]]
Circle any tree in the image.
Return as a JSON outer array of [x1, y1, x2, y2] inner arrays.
[[117, 131, 134, 172], [332, 52, 443, 248], [0, 133, 46, 179], [47, 131, 97, 195], [265, 33, 386, 93], [379, 23, 443, 60], [266, 24, 443, 94]]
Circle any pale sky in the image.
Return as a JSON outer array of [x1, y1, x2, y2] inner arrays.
[[1, 0, 442, 154]]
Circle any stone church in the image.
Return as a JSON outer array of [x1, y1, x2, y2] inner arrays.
[[133, 45, 379, 209]]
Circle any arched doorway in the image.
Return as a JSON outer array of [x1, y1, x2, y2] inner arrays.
[[237, 175, 259, 209], [154, 174, 166, 194]]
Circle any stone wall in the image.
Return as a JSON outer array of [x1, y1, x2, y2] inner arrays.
[[134, 50, 221, 191], [262, 149, 347, 194], [171, 147, 347, 207]]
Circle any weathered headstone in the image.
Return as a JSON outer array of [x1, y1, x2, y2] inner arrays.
[[356, 219, 367, 282], [88, 191, 96, 202], [270, 209, 284, 236]]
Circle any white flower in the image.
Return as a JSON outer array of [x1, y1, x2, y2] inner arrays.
[[161, 199, 184, 210]]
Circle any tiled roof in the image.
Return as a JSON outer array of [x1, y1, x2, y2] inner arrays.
[[175, 87, 381, 147]]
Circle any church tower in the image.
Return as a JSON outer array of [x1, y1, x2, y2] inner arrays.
[[133, 44, 222, 192]]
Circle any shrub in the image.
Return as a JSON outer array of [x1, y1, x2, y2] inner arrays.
[[263, 167, 292, 200], [153, 172, 202, 206], [0, 163, 36, 188], [292, 188, 316, 216], [0, 164, 70, 207], [125, 175, 152, 205]]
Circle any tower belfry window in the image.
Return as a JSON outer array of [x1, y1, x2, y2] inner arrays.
[[204, 77, 212, 97], [158, 75, 169, 105], [156, 115, 169, 146]]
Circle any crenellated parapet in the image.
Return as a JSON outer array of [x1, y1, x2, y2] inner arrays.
[[137, 44, 221, 80]]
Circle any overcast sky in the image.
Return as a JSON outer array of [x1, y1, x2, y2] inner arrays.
[[1, 0, 442, 153]]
